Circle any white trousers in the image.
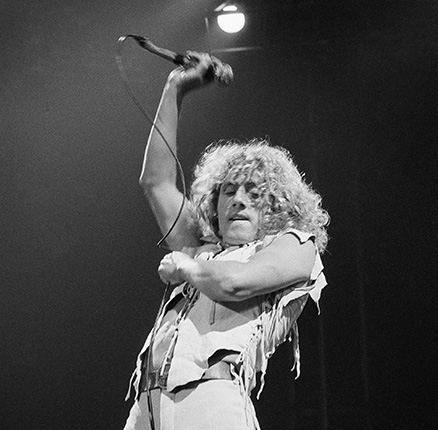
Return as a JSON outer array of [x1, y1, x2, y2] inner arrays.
[[123, 379, 257, 430]]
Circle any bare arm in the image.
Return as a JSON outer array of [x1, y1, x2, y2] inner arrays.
[[139, 53, 231, 251], [158, 233, 316, 302]]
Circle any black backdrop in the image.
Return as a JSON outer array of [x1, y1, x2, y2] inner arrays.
[[1, 1, 437, 429]]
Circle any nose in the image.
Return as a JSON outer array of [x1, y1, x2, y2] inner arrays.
[[232, 186, 250, 207]]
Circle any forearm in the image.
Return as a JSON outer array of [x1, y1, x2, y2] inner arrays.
[[139, 52, 231, 191], [139, 80, 182, 190], [175, 258, 248, 301], [176, 259, 302, 302], [170, 235, 316, 302]]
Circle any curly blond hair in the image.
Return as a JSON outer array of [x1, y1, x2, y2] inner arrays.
[[190, 139, 329, 253]]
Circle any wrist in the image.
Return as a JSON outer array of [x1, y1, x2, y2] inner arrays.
[[176, 257, 199, 284], [163, 78, 186, 108]]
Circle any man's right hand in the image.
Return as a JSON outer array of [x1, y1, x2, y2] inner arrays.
[[166, 51, 233, 97]]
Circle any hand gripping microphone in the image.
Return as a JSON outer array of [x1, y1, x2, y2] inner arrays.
[[124, 35, 233, 85]]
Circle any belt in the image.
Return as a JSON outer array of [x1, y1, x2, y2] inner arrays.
[[141, 361, 232, 392]]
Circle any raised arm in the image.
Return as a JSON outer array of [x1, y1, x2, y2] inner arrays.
[[139, 52, 232, 251]]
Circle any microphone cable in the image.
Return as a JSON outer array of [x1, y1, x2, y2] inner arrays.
[[144, 280, 171, 430], [116, 35, 187, 430], [115, 35, 187, 249]]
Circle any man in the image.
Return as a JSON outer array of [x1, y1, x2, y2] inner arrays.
[[123, 52, 329, 430]]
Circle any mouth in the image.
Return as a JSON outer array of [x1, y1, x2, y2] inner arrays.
[[229, 213, 249, 221]]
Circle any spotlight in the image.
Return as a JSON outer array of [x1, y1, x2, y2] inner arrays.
[[216, 5, 245, 34]]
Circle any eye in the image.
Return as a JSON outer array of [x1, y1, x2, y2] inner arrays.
[[244, 181, 262, 200], [247, 185, 263, 200], [249, 190, 260, 199], [222, 184, 237, 195]]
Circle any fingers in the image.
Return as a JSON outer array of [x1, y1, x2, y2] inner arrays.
[[158, 254, 176, 284], [165, 51, 233, 98], [158, 252, 185, 285], [183, 51, 210, 76], [211, 56, 234, 86], [184, 51, 234, 86]]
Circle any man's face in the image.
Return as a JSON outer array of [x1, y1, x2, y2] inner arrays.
[[217, 176, 263, 246]]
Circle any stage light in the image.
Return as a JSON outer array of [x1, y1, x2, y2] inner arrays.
[[217, 5, 245, 34]]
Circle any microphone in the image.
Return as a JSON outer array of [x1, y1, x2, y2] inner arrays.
[[125, 35, 233, 85], [129, 35, 192, 66]]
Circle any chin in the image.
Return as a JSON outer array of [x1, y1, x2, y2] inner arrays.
[[222, 231, 257, 246]]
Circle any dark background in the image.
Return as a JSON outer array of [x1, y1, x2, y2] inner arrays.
[[1, 1, 437, 429]]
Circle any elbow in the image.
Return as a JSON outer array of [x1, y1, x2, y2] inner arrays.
[[138, 175, 158, 197], [138, 172, 151, 190], [139, 166, 177, 196], [138, 177, 146, 194]]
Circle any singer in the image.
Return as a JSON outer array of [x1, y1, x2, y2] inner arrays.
[[122, 51, 329, 430]]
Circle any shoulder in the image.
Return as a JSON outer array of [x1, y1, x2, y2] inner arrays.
[[261, 228, 315, 250], [250, 229, 316, 272]]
